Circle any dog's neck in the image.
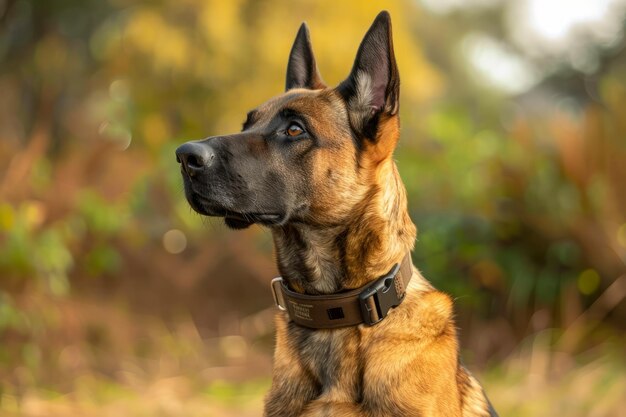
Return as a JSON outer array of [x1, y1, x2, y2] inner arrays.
[[271, 160, 416, 295]]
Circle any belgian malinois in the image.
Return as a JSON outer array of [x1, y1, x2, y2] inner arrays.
[[176, 11, 497, 417]]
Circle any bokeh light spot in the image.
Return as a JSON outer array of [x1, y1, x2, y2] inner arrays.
[[23, 201, 46, 229], [162, 229, 187, 254], [525, 0, 614, 41], [0, 203, 15, 231], [577, 269, 600, 295], [109, 79, 130, 102], [98, 121, 132, 151], [462, 32, 538, 94]]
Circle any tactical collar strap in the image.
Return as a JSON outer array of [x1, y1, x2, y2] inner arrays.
[[270, 253, 413, 329]]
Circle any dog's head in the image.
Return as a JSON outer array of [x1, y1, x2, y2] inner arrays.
[[176, 11, 402, 229]]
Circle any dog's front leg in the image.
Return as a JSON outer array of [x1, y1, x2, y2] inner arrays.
[[264, 368, 320, 417]]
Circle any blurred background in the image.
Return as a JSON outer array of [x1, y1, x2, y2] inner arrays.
[[1, 0, 625, 415]]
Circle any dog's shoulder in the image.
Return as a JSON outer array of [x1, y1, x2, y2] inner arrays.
[[359, 268, 459, 368], [389, 268, 456, 339]]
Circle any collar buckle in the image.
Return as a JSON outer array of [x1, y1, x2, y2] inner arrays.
[[358, 263, 404, 325]]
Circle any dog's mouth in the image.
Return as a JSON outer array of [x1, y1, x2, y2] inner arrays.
[[223, 212, 284, 229], [186, 192, 285, 228]]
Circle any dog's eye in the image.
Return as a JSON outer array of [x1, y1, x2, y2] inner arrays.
[[286, 123, 304, 137]]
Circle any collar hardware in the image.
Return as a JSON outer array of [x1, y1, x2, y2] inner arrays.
[[358, 263, 404, 325], [270, 277, 287, 311]]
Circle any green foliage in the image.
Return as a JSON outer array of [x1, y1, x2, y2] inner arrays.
[[78, 191, 129, 237], [0, 203, 73, 294]]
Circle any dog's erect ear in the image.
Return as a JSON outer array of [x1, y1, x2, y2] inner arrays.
[[286, 23, 325, 91], [337, 11, 399, 137]]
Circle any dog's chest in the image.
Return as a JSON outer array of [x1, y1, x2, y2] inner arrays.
[[294, 328, 362, 401]]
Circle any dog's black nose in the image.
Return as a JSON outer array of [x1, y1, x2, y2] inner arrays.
[[175, 142, 215, 176]]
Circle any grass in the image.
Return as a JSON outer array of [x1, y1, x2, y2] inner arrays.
[[482, 338, 626, 417], [1, 377, 269, 417], [2, 338, 624, 417]]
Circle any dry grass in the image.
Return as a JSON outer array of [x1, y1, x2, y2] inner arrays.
[[483, 339, 626, 417], [1, 376, 268, 417], [2, 336, 624, 417]]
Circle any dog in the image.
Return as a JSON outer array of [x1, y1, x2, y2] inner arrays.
[[176, 11, 497, 417]]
